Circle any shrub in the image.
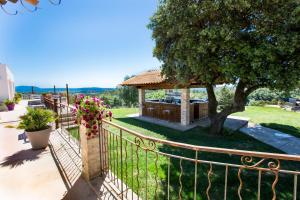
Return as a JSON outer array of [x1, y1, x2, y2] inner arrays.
[[146, 90, 166, 100], [18, 108, 56, 132], [248, 100, 268, 106], [14, 93, 22, 104], [0, 102, 8, 112], [217, 87, 234, 110]]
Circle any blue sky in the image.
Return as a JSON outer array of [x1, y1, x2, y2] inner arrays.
[[0, 0, 160, 88]]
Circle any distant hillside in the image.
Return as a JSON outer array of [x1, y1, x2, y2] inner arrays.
[[16, 86, 115, 94]]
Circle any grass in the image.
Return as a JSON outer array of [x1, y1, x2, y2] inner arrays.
[[67, 107, 299, 199], [233, 106, 300, 138], [67, 127, 80, 140], [105, 108, 299, 200]]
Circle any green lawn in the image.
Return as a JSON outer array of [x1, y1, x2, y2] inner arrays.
[[67, 127, 80, 140], [104, 108, 299, 200], [233, 106, 300, 138]]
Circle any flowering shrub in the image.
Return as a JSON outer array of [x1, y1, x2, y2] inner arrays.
[[72, 95, 112, 139]]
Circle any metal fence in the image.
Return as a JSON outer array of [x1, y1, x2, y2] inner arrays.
[[43, 96, 81, 154], [99, 119, 300, 200]]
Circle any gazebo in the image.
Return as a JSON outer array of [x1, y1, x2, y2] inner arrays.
[[121, 70, 209, 126]]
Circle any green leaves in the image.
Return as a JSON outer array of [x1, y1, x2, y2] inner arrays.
[[149, 0, 300, 90], [18, 108, 55, 132]]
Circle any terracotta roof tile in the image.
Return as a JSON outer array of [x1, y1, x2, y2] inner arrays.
[[121, 70, 166, 86]]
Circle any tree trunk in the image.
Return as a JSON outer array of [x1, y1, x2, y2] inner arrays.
[[206, 81, 252, 135], [209, 113, 228, 135]]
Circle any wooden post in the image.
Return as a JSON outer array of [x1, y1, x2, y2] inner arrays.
[[53, 85, 56, 95], [66, 83, 70, 105], [53, 98, 59, 129]]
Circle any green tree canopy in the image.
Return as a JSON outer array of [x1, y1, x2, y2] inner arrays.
[[149, 0, 300, 134], [119, 75, 138, 107]]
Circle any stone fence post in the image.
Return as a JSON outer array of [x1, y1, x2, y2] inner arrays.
[[79, 123, 101, 181]]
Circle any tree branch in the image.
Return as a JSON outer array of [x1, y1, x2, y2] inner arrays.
[[244, 85, 262, 96]]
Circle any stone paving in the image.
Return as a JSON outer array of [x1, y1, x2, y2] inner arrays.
[[0, 122, 69, 200], [128, 113, 249, 132], [240, 123, 300, 155], [0, 101, 100, 200], [0, 100, 28, 123], [0, 100, 124, 200]]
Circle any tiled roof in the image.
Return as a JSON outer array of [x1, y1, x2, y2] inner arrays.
[[121, 69, 227, 89], [121, 70, 166, 86]]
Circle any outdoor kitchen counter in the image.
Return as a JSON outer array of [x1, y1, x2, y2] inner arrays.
[[142, 101, 208, 123]]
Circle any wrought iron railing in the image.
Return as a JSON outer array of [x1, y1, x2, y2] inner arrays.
[[99, 119, 300, 200], [43, 96, 81, 154]]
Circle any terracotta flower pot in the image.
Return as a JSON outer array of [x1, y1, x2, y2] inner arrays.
[[26, 127, 52, 149], [6, 103, 15, 111]]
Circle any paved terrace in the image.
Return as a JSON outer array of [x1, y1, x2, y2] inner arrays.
[[0, 101, 115, 200]]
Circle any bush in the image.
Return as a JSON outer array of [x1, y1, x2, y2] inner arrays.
[[0, 102, 8, 112], [145, 90, 166, 100], [248, 100, 268, 106], [14, 93, 22, 104], [18, 108, 56, 132], [216, 86, 234, 110]]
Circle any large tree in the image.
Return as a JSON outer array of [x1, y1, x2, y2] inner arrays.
[[149, 0, 300, 135], [119, 75, 138, 107]]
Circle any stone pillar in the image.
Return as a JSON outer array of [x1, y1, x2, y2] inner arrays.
[[181, 88, 190, 126], [138, 88, 145, 116], [80, 124, 101, 181]]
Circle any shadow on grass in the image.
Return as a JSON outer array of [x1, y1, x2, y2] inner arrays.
[[115, 117, 299, 200], [0, 149, 45, 168], [261, 123, 300, 138]]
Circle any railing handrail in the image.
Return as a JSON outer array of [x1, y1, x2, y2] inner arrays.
[[102, 119, 300, 162], [43, 96, 75, 109]]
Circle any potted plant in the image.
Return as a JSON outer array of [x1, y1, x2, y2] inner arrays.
[[18, 108, 56, 149], [73, 95, 112, 139], [4, 99, 15, 111]]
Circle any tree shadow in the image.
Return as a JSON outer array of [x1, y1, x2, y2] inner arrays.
[[261, 123, 300, 137], [114, 117, 207, 144], [0, 149, 45, 168]]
